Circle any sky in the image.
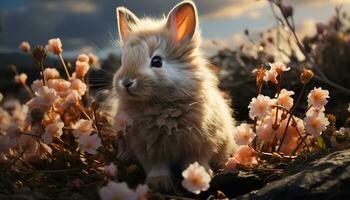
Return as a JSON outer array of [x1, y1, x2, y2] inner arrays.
[[0, 0, 349, 57]]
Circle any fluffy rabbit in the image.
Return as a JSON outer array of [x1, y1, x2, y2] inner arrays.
[[112, 0, 236, 191]]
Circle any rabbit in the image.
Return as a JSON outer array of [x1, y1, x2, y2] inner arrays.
[[111, 0, 237, 192]]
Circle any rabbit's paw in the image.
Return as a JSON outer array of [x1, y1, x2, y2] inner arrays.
[[146, 175, 175, 193]]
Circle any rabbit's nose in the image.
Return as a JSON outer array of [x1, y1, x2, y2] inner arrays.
[[122, 78, 134, 88]]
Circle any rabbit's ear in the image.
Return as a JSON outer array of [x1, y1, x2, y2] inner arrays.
[[166, 1, 197, 42], [116, 7, 140, 42]]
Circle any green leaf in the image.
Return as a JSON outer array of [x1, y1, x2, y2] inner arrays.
[[317, 136, 326, 149]]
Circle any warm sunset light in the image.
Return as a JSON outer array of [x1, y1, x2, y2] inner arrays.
[[0, 1, 349, 199]]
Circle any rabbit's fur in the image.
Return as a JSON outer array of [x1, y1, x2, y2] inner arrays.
[[111, 1, 236, 191]]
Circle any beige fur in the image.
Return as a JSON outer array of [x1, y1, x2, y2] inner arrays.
[[111, 1, 236, 191]]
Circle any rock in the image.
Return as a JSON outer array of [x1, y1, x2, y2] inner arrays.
[[238, 149, 350, 200], [198, 171, 264, 199]]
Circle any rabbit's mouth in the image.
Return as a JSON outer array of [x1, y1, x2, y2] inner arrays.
[[125, 88, 136, 96]]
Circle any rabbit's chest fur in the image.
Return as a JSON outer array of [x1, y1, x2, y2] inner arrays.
[[119, 91, 235, 167]]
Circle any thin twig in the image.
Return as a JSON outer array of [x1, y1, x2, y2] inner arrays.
[[38, 166, 85, 174], [272, 105, 308, 146], [92, 104, 107, 151], [10, 65, 35, 98], [3, 148, 27, 170], [39, 61, 46, 86], [277, 83, 305, 152], [269, 0, 350, 95], [58, 53, 71, 79]]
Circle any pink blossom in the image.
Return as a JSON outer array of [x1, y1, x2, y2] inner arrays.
[[306, 106, 325, 117], [304, 112, 329, 137], [279, 136, 298, 155], [31, 86, 59, 110], [234, 145, 258, 167], [31, 79, 44, 92], [88, 53, 98, 65], [79, 134, 101, 154], [233, 123, 256, 145], [59, 90, 79, 110], [135, 184, 149, 200], [47, 79, 71, 97], [77, 53, 89, 62], [75, 61, 90, 78], [264, 68, 278, 84], [248, 94, 272, 119], [72, 119, 93, 137], [104, 163, 117, 177], [225, 157, 238, 173], [99, 181, 136, 200], [46, 38, 63, 54], [11, 104, 29, 127], [43, 111, 61, 126], [42, 121, 64, 144], [269, 62, 290, 75], [14, 73, 28, 84], [182, 162, 211, 194], [277, 116, 304, 139], [44, 68, 60, 80], [307, 87, 329, 108], [277, 89, 295, 110], [70, 79, 87, 96], [256, 116, 275, 144]]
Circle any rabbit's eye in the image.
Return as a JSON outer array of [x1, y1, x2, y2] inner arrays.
[[151, 56, 162, 68]]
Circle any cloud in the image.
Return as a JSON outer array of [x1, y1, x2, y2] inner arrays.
[[201, 33, 245, 57], [285, 0, 350, 6], [200, 0, 267, 19], [44, 1, 97, 14]]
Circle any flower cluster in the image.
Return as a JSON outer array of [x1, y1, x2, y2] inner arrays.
[[1, 33, 348, 200], [0, 39, 101, 163], [247, 62, 331, 157]]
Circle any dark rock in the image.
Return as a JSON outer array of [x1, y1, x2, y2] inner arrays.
[[238, 149, 350, 200], [197, 171, 264, 199]]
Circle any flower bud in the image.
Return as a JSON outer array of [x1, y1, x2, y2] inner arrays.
[[272, 122, 280, 130], [326, 114, 336, 124], [300, 67, 314, 84], [281, 113, 287, 120], [282, 5, 293, 18], [32, 45, 47, 65], [244, 29, 249, 36], [252, 65, 267, 89]]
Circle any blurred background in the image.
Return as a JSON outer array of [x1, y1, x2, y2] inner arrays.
[[0, 0, 349, 124], [1, 0, 349, 55]]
